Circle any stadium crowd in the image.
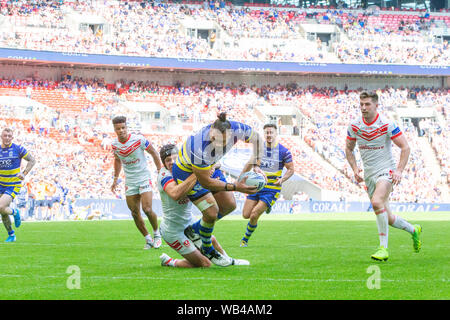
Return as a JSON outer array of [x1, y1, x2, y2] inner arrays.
[[1, 1, 448, 64]]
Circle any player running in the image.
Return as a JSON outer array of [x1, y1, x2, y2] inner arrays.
[[240, 124, 295, 247], [0, 128, 36, 242], [110, 116, 163, 249], [172, 113, 265, 266], [345, 91, 422, 261], [157, 144, 249, 267]]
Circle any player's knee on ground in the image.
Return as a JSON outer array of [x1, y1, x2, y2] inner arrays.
[[196, 258, 212, 268]]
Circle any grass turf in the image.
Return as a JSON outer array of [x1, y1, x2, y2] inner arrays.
[[0, 213, 449, 300]]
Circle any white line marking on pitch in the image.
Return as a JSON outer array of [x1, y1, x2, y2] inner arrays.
[[0, 274, 447, 283]]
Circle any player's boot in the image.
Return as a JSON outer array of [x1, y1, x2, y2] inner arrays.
[[371, 246, 389, 261], [12, 209, 21, 228], [160, 253, 173, 267], [232, 258, 250, 266], [201, 248, 233, 267], [5, 233, 16, 243], [412, 224, 422, 253], [240, 239, 248, 247], [153, 235, 162, 249], [143, 238, 154, 250], [184, 225, 201, 248]]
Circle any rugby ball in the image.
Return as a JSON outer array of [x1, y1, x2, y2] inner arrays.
[[238, 171, 266, 191]]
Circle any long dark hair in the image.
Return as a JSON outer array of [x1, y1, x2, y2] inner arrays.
[[212, 112, 231, 133]]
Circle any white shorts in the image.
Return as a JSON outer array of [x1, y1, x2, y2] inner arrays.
[[365, 169, 393, 199], [125, 179, 153, 196], [160, 225, 197, 256]]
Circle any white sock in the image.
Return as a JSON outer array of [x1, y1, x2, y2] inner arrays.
[[153, 229, 160, 237], [145, 234, 153, 243], [391, 215, 415, 234], [163, 257, 177, 267], [375, 209, 389, 248]]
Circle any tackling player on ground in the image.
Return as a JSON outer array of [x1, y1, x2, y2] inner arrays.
[[345, 92, 422, 261], [157, 144, 249, 267], [0, 128, 36, 242], [240, 124, 294, 247], [110, 116, 163, 249], [172, 113, 265, 266]]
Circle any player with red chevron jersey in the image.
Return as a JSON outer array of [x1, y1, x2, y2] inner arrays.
[[111, 116, 163, 250], [345, 92, 422, 262]]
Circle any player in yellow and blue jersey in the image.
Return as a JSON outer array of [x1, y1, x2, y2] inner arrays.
[[240, 124, 295, 247], [0, 128, 36, 242], [172, 113, 265, 266]]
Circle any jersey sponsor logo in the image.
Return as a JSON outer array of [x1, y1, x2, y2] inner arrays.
[[122, 158, 140, 166], [0, 159, 12, 167], [359, 145, 385, 150], [183, 240, 190, 247]]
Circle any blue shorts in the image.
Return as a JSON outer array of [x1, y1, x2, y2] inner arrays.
[[0, 185, 21, 200], [247, 188, 280, 211], [172, 164, 227, 201]]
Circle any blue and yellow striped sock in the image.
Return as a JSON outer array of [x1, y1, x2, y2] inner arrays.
[[199, 219, 215, 254], [242, 223, 257, 243], [192, 219, 201, 234]]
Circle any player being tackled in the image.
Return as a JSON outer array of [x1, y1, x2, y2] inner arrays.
[[157, 144, 249, 267]]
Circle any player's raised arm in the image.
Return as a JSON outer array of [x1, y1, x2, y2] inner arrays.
[[18, 153, 36, 180], [391, 133, 410, 186]]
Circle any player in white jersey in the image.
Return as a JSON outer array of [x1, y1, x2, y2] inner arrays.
[[157, 144, 249, 267], [345, 92, 422, 261], [110, 116, 163, 249]]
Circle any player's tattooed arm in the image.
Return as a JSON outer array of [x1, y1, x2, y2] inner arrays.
[[19, 153, 36, 179], [145, 142, 163, 171], [164, 174, 197, 201]]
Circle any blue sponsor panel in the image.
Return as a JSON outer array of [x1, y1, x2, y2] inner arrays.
[[0, 48, 449, 76], [73, 199, 450, 220]]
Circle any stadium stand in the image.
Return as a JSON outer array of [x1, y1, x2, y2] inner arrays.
[[0, 1, 448, 64]]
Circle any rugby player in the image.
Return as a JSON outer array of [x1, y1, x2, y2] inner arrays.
[[0, 128, 36, 242], [240, 124, 294, 247], [111, 116, 163, 249], [345, 92, 422, 261]]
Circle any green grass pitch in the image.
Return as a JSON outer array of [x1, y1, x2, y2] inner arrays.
[[0, 213, 449, 300]]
